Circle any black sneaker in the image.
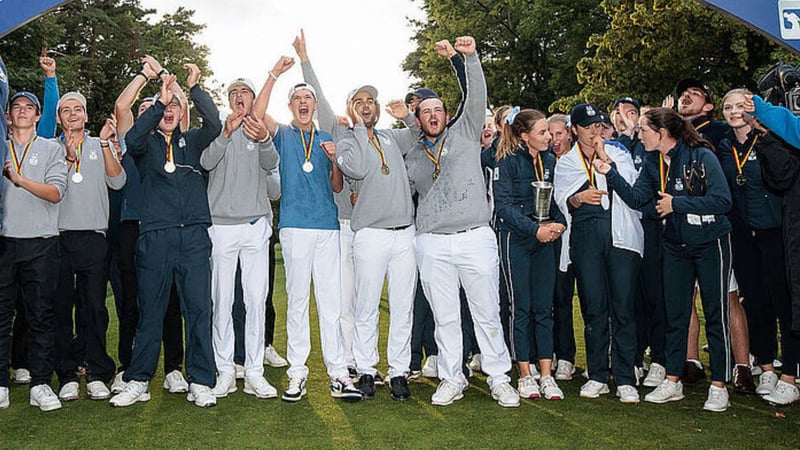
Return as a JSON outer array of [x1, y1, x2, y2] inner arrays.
[[331, 377, 362, 402], [348, 367, 358, 381], [359, 374, 376, 400], [682, 360, 706, 385], [390, 376, 411, 401], [374, 371, 386, 386], [732, 365, 756, 394]]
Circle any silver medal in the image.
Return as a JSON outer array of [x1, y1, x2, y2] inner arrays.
[[164, 161, 176, 173], [71, 172, 83, 184], [302, 161, 314, 173]]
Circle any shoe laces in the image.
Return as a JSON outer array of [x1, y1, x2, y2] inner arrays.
[[438, 380, 461, 396], [288, 378, 304, 390], [541, 376, 557, 390]]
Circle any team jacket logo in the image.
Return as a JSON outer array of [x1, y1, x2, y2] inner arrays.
[[178, 137, 186, 148], [89, 149, 98, 160], [29, 153, 39, 166], [674, 177, 684, 192]]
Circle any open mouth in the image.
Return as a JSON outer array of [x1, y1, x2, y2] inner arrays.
[[163, 114, 175, 125], [235, 99, 245, 109]]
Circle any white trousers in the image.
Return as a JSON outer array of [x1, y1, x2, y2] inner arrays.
[[415, 226, 512, 389], [339, 220, 357, 368], [209, 217, 270, 378], [280, 228, 347, 380], [352, 226, 417, 379]]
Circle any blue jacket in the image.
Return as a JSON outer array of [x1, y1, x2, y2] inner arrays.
[[751, 95, 800, 150], [494, 146, 565, 238], [606, 139, 731, 245], [691, 116, 729, 149], [717, 130, 782, 230], [124, 84, 221, 233]]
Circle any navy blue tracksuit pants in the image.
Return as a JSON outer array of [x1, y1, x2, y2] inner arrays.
[[634, 219, 666, 367], [498, 230, 555, 363], [570, 217, 640, 386], [125, 225, 215, 387], [552, 238, 577, 364], [663, 236, 732, 383]]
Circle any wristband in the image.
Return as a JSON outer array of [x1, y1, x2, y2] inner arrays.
[[66, 156, 76, 163], [99, 139, 110, 147], [136, 72, 148, 81], [269, 71, 278, 81], [157, 69, 169, 78]]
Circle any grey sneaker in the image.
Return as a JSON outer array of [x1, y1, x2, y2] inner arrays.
[[579, 380, 610, 399], [554, 360, 575, 381], [13, 368, 31, 384], [111, 371, 127, 394], [643, 363, 666, 388], [422, 355, 438, 378]]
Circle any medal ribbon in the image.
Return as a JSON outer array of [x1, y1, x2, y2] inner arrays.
[[731, 135, 758, 176], [9, 137, 36, 174], [300, 125, 316, 164], [577, 143, 596, 188], [533, 152, 544, 182], [424, 137, 445, 175], [74, 139, 84, 175], [165, 132, 174, 164], [368, 133, 387, 168], [694, 120, 710, 131], [659, 153, 669, 192]]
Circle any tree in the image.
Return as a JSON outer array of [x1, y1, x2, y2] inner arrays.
[[403, 0, 607, 114], [553, 0, 781, 112], [0, 0, 212, 132]]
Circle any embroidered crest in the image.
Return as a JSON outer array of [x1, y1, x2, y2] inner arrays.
[[89, 149, 98, 160], [29, 153, 39, 166], [674, 177, 684, 192], [585, 105, 596, 117], [178, 137, 186, 148]]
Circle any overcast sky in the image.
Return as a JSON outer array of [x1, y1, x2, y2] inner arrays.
[[139, 0, 426, 127]]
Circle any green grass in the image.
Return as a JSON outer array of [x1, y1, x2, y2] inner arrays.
[[4, 248, 800, 449]]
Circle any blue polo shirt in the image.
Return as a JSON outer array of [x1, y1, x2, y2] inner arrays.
[[273, 124, 339, 230]]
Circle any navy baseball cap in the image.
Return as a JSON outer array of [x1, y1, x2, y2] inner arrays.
[[413, 88, 438, 101], [676, 78, 714, 105], [570, 103, 603, 128], [10, 91, 41, 112], [612, 97, 641, 111]]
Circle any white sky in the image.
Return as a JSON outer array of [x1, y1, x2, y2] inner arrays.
[[138, 0, 426, 127]]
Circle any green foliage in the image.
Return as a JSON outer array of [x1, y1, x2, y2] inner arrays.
[[0, 0, 212, 133], [403, 0, 607, 114], [553, 0, 780, 112]]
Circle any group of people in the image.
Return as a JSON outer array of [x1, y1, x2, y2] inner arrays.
[[1, 30, 799, 414]]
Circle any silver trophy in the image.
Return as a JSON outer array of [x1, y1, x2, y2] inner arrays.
[[531, 181, 554, 222]]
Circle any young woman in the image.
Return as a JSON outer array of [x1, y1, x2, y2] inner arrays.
[[553, 103, 643, 404], [718, 89, 799, 405], [494, 109, 565, 400], [594, 107, 733, 412]]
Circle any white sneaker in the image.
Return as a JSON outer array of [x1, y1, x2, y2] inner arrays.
[[110, 380, 150, 407], [756, 371, 779, 395], [211, 373, 237, 398], [58, 381, 80, 402], [0, 386, 9, 409], [263, 345, 288, 368], [468, 354, 481, 372], [431, 379, 464, 406], [86, 381, 111, 400], [580, 380, 610, 398], [243, 376, 278, 399], [616, 385, 640, 404], [643, 362, 667, 388], [187, 384, 217, 407], [111, 372, 127, 394], [491, 382, 520, 408], [517, 375, 540, 399], [29, 384, 62, 411], [554, 360, 575, 381], [422, 355, 438, 378], [234, 364, 246, 380], [163, 370, 189, 393], [703, 385, 729, 412], [540, 375, 564, 400], [13, 368, 31, 384], [408, 370, 421, 380], [645, 379, 684, 404], [282, 377, 307, 402], [763, 380, 800, 406]]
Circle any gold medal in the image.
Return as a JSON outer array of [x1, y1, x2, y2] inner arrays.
[[381, 164, 390, 175], [71, 172, 83, 184], [432, 168, 440, 180]]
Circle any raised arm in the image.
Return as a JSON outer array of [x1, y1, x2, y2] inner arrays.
[[295, 29, 342, 137], [115, 61, 156, 136], [37, 54, 59, 138], [142, 55, 190, 131], [125, 74, 175, 156], [252, 55, 296, 132], [98, 118, 126, 189], [183, 64, 221, 151], [746, 94, 800, 151], [450, 36, 485, 141]]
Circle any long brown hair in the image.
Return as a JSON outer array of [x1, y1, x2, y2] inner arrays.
[[496, 109, 546, 161], [644, 107, 713, 150]]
